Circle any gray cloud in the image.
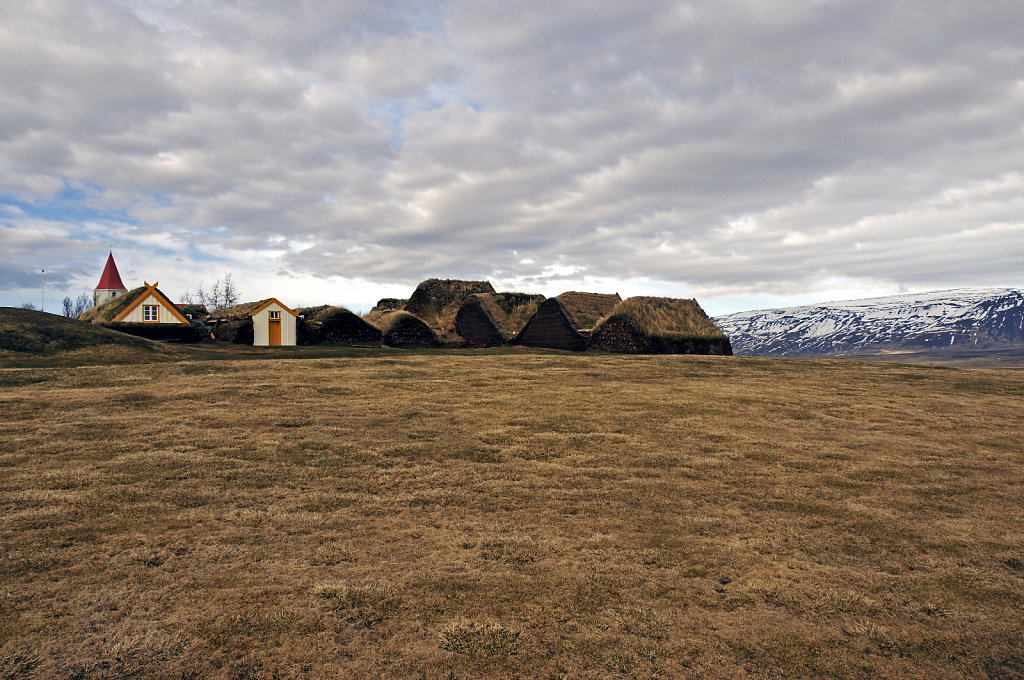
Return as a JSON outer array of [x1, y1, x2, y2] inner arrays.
[[1, 0, 1022, 310]]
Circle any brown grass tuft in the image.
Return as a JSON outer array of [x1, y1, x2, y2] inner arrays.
[[439, 620, 522, 658]]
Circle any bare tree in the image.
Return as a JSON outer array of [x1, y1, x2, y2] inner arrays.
[[198, 281, 213, 309], [74, 293, 93, 317], [19, 302, 36, 310], [62, 294, 93, 317], [222, 273, 239, 307], [178, 274, 238, 311]]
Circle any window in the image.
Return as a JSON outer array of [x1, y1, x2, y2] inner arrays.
[[143, 305, 158, 322], [269, 311, 280, 320]]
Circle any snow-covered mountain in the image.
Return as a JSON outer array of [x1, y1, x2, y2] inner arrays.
[[713, 288, 1024, 357]]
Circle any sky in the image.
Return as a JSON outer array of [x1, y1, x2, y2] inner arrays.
[[1, 0, 1022, 315]]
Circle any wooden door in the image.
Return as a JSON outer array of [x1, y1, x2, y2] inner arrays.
[[269, 319, 281, 346]]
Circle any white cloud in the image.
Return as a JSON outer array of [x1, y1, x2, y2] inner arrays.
[[1, 0, 1023, 311]]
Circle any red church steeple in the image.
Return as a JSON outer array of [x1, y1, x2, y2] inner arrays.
[[94, 252, 128, 306], [96, 252, 126, 291]]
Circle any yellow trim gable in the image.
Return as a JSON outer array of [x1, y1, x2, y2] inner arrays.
[[112, 281, 191, 325], [249, 298, 298, 318]]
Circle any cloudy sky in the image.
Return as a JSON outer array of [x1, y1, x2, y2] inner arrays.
[[1, 0, 1022, 314]]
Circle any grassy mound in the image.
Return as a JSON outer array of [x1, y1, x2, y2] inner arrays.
[[364, 310, 440, 347], [590, 296, 733, 354], [371, 298, 407, 312], [298, 306, 383, 346], [404, 279, 495, 340], [0, 307, 157, 353], [0, 307, 185, 366]]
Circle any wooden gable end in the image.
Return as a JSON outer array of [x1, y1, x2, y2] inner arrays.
[[111, 282, 191, 325]]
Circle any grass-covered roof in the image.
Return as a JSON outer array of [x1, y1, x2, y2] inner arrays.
[[404, 279, 496, 330], [600, 296, 727, 339], [364, 309, 439, 346], [371, 298, 407, 313], [298, 306, 382, 345], [79, 286, 179, 324], [209, 299, 275, 320], [458, 292, 546, 341], [553, 292, 622, 331], [298, 305, 354, 323], [364, 309, 419, 334]]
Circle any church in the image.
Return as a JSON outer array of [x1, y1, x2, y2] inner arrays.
[[93, 252, 127, 306]]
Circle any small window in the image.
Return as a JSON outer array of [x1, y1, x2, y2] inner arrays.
[[269, 311, 280, 320], [143, 305, 159, 322]]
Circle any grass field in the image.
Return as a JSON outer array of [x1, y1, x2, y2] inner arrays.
[[1, 351, 1022, 679]]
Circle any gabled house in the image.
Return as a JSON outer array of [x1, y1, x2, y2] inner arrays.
[[403, 278, 496, 342], [250, 299, 298, 346], [512, 292, 622, 351], [455, 292, 546, 347], [589, 296, 733, 355], [212, 298, 298, 346], [111, 282, 191, 325], [80, 281, 201, 342]]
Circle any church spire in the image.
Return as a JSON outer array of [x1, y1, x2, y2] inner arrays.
[[94, 252, 128, 306]]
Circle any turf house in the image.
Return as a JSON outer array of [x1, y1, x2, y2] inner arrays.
[[210, 298, 297, 346], [81, 282, 202, 342], [589, 296, 733, 355], [297, 306, 383, 345], [364, 309, 440, 347], [403, 278, 496, 342], [513, 291, 622, 351], [455, 292, 546, 347], [250, 299, 298, 346]]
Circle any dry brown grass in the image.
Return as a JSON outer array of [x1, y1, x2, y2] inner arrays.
[[1, 353, 1023, 679]]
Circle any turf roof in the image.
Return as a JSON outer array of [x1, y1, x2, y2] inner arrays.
[[553, 292, 623, 331], [210, 299, 275, 320], [404, 279, 496, 329], [364, 309, 420, 334], [298, 305, 356, 323], [598, 296, 728, 339], [461, 292, 546, 338], [79, 285, 188, 324]]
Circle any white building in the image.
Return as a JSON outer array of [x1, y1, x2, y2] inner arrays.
[[250, 298, 298, 346]]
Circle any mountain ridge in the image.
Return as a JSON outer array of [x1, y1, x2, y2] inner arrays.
[[713, 287, 1024, 357]]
